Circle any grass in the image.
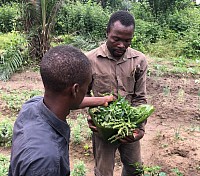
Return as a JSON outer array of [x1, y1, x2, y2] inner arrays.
[[148, 56, 200, 78]]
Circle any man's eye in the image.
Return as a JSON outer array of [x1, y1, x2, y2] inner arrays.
[[126, 40, 132, 43], [113, 38, 120, 41]]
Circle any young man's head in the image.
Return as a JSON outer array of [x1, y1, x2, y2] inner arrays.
[[40, 45, 92, 109], [106, 10, 135, 58]]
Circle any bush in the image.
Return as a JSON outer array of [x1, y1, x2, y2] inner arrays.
[[0, 3, 20, 33], [0, 32, 28, 80], [0, 0, 19, 5], [55, 1, 109, 39], [131, 19, 164, 53]]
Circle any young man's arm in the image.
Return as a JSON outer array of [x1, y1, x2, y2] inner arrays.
[[79, 96, 113, 109]]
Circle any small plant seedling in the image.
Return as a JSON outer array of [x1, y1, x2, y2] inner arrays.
[[68, 113, 92, 144], [163, 86, 170, 96], [83, 143, 90, 156], [71, 160, 87, 176], [0, 154, 10, 176], [177, 89, 185, 102], [1, 89, 42, 112], [173, 126, 183, 141], [171, 168, 183, 176], [0, 118, 14, 147]]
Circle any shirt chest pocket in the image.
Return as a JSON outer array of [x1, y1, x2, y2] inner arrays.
[[92, 74, 113, 95], [117, 75, 135, 93]]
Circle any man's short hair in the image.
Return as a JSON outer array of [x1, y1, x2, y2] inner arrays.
[[107, 10, 135, 33], [40, 45, 91, 92]]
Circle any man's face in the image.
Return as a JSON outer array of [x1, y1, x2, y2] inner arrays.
[[106, 21, 134, 58]]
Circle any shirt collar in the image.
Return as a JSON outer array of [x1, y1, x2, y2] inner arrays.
[[38, 98, 70, 142], [96, 43, 139, 61]]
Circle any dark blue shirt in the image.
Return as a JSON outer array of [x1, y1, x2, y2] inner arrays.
[[9, 96, 70, 176]]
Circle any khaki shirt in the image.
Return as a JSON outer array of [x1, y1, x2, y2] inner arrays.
[[86, 43, 147, 106]]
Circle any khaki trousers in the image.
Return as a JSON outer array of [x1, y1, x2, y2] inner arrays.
[[92, 134, 143, 176]]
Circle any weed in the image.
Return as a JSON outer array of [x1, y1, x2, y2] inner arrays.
[[133, 163, 167, 176], [163, 86, 170, 96], [177, 89, 185, 102], [171, 168, 183, 176], [173, 126, 184, 141], [0, 154, 10, 176], [0, 118, 14, 147], [71, 160, 87, 176], [161, 143, 168, 148], [1, 89, 43, 112], [68, 113, 92, 144], [83, 143, 90, 156], [143, 166, 167, 176], [186, 125, 200, 132]]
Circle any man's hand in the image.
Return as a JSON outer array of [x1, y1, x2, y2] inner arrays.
[[87, 117, 98, 132], [119, 128, 145, 143]]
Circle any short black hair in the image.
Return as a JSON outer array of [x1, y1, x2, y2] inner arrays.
[[40, 45, 91, 92], [107, 10, 135, 33]]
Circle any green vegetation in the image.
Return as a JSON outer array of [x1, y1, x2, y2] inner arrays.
[[0, 0, 199, 79], [71, 160, 87, 176], [0, 32, 28, 80], [1, 89, 43, 112], [89, 96, 154, 143], [0, 118, 14, 147], [67, 114, 92, 144], [0, 154, 10, 176]]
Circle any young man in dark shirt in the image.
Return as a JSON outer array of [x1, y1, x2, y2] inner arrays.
[[9, 45, 113, 176]]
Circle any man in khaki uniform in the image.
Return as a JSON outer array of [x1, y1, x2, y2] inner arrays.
[[86, 11, 148, 176]]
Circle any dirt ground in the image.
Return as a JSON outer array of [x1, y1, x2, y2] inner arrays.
[[0, 70, 200, 176]]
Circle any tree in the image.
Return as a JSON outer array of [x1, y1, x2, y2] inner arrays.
[[22, 0, 63, 60]]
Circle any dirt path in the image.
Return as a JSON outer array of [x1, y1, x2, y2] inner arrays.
[[0, 71, 200, 175]]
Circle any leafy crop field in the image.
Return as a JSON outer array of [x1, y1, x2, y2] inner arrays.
[[0, 62, 199, 176]]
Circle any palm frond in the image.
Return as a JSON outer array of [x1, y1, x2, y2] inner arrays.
[[0, 49, 23, 81]]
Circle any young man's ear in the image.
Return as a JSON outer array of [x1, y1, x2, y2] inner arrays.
[[72, 83, 79, 98]]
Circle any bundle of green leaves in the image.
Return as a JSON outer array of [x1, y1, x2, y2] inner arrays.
[[89, 96, 154, 143]]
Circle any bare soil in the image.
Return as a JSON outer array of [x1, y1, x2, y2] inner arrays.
[[0, 70, 200, 176]]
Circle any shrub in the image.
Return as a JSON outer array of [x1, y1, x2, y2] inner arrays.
[[0, 3, 20, 33], [0, 32, 28, 80], [131, 19, 164, 53], [55, 1, 109, 39]]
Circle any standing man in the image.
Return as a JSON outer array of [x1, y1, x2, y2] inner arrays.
[[9, 45, 113, 176], [86, 11, 148, 176]]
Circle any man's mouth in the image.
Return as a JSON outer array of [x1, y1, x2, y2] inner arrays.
[[115, 50, 125, 55]]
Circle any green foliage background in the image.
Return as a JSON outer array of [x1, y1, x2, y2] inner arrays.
[[0, 0, 199, 78]]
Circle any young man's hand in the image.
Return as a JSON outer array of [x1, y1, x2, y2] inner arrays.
[[102, 95, 114, 106], [119, 128, 145, 143]]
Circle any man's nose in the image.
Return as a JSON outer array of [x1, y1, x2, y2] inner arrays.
[[117, 41, 125, 48]]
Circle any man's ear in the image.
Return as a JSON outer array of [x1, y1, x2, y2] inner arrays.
[[72, 83, 79, 98]]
